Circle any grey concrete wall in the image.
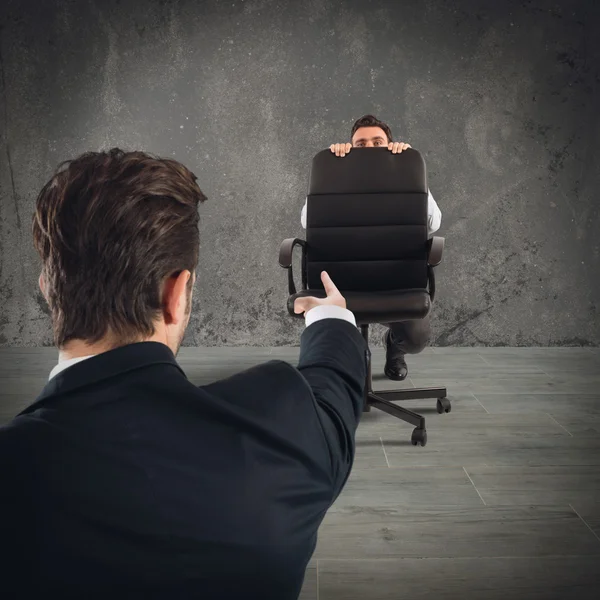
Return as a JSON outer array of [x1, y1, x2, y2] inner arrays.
[[0, 0, 598, 347]]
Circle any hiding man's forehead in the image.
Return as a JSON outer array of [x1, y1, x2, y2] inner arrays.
[[354, 135, 386, 142]]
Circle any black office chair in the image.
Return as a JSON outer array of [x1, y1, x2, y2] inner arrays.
[[279, 147, 448, 447]]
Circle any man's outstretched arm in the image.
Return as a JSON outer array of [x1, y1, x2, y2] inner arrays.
[[292, 273, 367, 498], [296, 309, 367, 499]]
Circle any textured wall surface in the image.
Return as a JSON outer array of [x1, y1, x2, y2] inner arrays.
[[0, 0, 599, 347]]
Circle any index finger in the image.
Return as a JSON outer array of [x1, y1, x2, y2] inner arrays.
[[321, 271, 340, 296]]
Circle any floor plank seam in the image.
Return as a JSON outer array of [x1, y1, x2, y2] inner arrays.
[[470, 392, 489, 413], [314, 554, 600, 562], [476, 354, 491, 366], [545, 413, 574, 437], [568, 504, 600, 544], [379, 436, 391, 468], [463, 467, 487, 505]]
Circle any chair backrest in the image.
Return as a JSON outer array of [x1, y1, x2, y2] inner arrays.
[[305, 147, 429, 292]]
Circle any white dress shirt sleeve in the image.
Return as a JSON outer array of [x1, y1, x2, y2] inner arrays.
[[427, 190, 442, 237], [300, 197, 307, 229], [305, 304, 357, 328]]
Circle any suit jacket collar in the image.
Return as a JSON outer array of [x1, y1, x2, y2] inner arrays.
[[18, 341, 186, 417]]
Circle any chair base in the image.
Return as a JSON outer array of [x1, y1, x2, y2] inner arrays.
[[360, 324, 450, 447]]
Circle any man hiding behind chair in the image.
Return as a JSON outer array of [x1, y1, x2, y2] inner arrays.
[[300, 114, 442, 381], [0, 148, 368, 599]]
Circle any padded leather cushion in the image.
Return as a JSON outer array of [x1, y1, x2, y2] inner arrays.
[[288, 289, 431, 325], [308, 147, 427, 195], [305, 149, 430, 292]]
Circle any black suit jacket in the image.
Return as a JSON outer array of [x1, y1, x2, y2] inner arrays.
[[0, 318, 367, 599]]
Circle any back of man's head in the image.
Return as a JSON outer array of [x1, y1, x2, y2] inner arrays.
[[32, 148, 207, 349]]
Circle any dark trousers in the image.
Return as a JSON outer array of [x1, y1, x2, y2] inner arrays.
[[384, 314, 431, 355]]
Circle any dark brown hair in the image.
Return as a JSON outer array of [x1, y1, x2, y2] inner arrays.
[[350, 114, 393, 143], [32, 148, 207, 348]]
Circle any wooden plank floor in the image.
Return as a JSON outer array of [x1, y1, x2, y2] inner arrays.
[[1, 346, 599, 598]]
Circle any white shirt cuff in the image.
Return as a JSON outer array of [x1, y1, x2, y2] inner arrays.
[[305, 304, 357, 328]]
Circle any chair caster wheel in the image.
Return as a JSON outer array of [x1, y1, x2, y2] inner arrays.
[[411, 428, 427, 447], [437, 398, 451, 414]]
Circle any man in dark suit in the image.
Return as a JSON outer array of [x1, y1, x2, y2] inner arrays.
[[0, 148, 368, 598]]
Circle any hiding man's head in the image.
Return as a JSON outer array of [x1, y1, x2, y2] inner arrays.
[[351, 114, 393, 147]]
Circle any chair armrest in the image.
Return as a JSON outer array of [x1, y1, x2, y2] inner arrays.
[[278, 238, 307, 295], [427, 236, 444, 267], [427, 267, 436, 303], [279, 237, 306, 268]]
